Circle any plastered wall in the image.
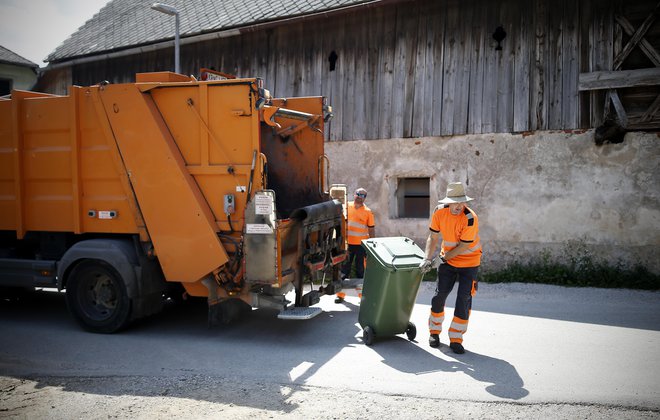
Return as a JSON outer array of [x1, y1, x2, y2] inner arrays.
[[326, 130, 660, 273]]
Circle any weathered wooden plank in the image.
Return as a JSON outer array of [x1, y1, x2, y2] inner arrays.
[[378, 6, 396, 140], [353, 12, 368, 140], [514, 0, 532, 132], [431, 1, 446, 136], [401, 2, 419, 138], [578, 0, 592, 128], [423, 1, 441, 136], [562, 0, 580, 128], [467, 0, 486, 133], [391, 5, 411, 138], [495, 0, 515, 133], [366, 7, 382, 140], [452, 0, 472, 134], [579, 68, 660, 90], [412, 2, 429, 138], [331, 17, 345, 141], [308, 20, 323, 97], [275, 27, 290, 97], [292, 23, 305, 97], [547, 0, 564, 129], [320, 20, 333, 141], [481, 0, 500, 133], [440, 0, 460, 135], [265, 29, 278, 93], [341, 13, 357, 141], [589, 0, 614, 127]]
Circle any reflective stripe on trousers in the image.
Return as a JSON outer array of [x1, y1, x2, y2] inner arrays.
[[430, 264, 479, 342], [428, 311, 444, 335], [448, 315, 468, 343]]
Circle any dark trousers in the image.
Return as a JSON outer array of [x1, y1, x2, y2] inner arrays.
[[341, 244, 366, 279], [431, 264, 479, 320]]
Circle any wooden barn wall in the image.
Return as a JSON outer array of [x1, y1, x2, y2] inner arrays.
[[67, 0, 631, 140]]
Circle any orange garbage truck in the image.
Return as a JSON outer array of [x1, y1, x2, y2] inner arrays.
[[0, 71, 347, 333]]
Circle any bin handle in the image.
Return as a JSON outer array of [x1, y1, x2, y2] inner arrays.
[[371, 241, 425, 271]]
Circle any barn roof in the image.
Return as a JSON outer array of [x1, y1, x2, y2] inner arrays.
[[46, 0, 382, 63], [0, 45, 38, 68]]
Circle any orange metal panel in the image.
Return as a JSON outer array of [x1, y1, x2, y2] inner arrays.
[[0, 100, 15, 231], [69, 90, 82, 234], [85, 87, 146, 237], [135, 72, 193, 83], [10, 93, 24, 238], [149, 81, 261, 227], [21, 96, 74, 232], [2, 91, 68, 236], [96, 83, 228, 282]]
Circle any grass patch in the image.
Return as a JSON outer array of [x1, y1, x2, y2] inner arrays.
[[479, 248, 659, 290]]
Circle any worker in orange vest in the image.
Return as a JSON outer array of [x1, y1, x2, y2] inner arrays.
[[335, 187, 375, 303], [419, 182, 482, 354]]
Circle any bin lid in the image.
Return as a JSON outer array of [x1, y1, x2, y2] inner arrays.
[[362, 237, 425, 269]]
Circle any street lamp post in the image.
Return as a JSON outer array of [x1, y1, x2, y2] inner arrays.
[[151, 3, 180, 74]]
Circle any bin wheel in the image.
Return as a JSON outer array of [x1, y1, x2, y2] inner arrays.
[[363, 326, 375, 346], [406, 322, 417, 341]]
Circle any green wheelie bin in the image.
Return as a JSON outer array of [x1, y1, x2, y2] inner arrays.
[[358, 236, 426, 345]]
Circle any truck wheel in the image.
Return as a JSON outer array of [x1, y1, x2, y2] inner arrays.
[[65, 260, 131, 333]]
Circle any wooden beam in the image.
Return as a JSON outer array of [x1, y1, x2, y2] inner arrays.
[[608, 90, 628, 127], [579, 68, 660, 91], [613, 2, 659, 70], [615, 15, 660, 67], [640, 94, 660, 122]]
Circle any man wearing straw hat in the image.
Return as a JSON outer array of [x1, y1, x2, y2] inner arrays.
[[419, 182, 482, 354]]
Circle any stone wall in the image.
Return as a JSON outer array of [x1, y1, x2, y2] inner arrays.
[[325, 130, 660, 273]]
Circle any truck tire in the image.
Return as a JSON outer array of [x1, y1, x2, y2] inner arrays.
[[65, 260, 132, 333]]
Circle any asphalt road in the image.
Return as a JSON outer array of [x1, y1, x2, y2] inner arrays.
[[0, 280, 658, 418]]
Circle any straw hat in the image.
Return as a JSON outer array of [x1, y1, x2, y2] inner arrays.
[[439, 182, 473, 204]]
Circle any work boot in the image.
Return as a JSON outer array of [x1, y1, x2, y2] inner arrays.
[[429, 334, 440, 348], [450, 342, 465, 354]]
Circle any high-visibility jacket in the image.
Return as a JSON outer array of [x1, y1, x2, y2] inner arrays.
[[346, 201, 375, 245], [429, 204, 481, 267]]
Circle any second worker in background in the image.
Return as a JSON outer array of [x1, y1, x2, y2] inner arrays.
[[336, 187, 375, 303]]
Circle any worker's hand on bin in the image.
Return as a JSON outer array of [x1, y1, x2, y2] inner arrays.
[[418, 259, 432, 273], [434, 255, 447, 268]]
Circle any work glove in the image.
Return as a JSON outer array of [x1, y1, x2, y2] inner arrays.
[[418, 258, 432, 274]]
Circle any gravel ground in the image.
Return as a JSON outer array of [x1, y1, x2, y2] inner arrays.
[[1, 375, 658, 419]]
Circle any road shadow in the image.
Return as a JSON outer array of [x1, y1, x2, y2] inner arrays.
[[1, 287, 526, 412], [0, 289, 364, 413], [368, 336, 529, 400], [338, 298, 529, 401]]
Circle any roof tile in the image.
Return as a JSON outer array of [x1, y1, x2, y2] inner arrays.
[[0, 45, 38, 67], [47, 0, 377, 62]]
